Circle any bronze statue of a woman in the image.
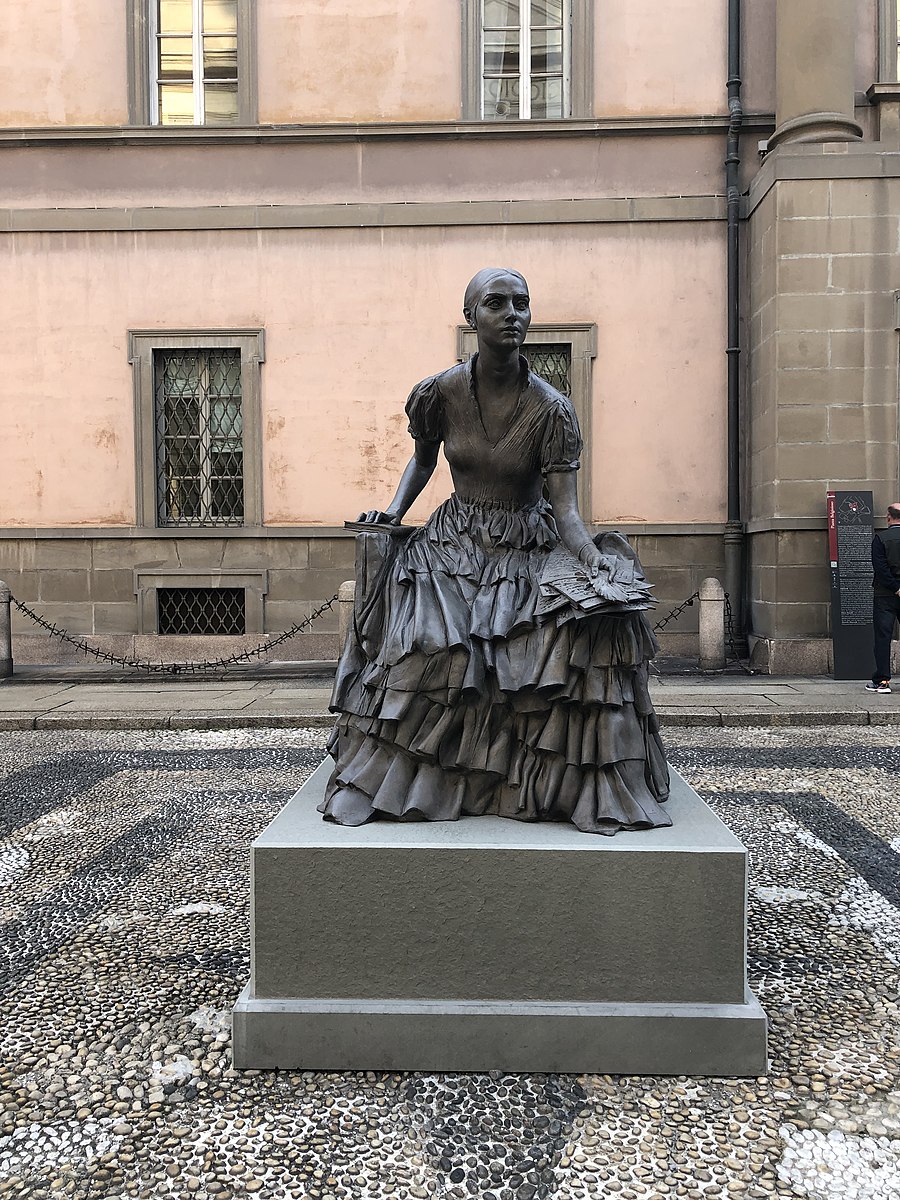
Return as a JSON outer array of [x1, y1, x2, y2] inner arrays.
[[320, 268, 671, 834]]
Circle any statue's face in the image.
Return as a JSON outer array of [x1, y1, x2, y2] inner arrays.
[[467, 274, 531, 353]]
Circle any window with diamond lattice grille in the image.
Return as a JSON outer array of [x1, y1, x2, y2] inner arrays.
[[157, 586, 246, 635], [154, 348, 244, 526], [526, 343, 571, 396]]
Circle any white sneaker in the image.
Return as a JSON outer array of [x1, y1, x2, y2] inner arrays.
[[865, 680, 892, 694]]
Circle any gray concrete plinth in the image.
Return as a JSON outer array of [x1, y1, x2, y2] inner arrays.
[[233, 762, 767, 1074], [233, 988, 767, 1075]]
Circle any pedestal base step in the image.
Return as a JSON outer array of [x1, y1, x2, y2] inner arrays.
[[233, 985, 768, 1075]]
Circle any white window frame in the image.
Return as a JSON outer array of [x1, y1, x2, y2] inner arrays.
[[481, 0, 571, 120], [150, 0, 232, 125], [462, 0, 592, 121], [129, 0, 256, 126]]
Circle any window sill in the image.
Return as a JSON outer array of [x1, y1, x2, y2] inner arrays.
[[867, 82, 900, 103]]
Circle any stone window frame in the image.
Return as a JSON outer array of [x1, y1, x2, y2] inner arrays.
[[133, 568, 267, 635], [128, 329, 265, 529], [879, 0, 900, 80], [461, 0, 594, 120], [456, 321, 598, 517], [127, 0, 258, 125]]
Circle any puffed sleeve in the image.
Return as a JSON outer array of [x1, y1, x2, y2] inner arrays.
[[540, 397, 583, 474], [404, 375, 444, 444]]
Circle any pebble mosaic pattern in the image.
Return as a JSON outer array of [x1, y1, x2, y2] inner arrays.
[[0, 725, 898, 1200]]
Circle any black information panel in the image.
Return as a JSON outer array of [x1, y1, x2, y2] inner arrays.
[[827, 490, 874, 680]]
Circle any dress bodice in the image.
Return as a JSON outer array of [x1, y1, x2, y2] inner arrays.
[[405, 357, 582, 507]]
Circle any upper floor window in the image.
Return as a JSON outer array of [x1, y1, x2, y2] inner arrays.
[[462, 0, 592, 121], [153, 0, 239, 125], [127, 0, 256, 125], [878, 0, 900, 80], [483, 0, 568, 120]]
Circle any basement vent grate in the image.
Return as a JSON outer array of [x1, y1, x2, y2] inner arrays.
[[157, 587, 246, 636]]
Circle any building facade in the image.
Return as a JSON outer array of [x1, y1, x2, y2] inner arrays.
[[0, 1, 896, 671]]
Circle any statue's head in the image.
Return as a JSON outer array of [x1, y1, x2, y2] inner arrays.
[[462, 268, 531, 352]]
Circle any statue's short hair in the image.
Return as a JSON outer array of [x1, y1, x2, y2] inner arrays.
[[463, 268, 529, 316]]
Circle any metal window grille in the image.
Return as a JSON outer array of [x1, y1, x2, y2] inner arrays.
[[482, 0, 569, 120], [154, 348, 244, 527], [157, 587, 246, 635], [527, 343, 571, 396]]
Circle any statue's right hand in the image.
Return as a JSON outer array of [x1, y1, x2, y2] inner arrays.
[[357, 510, 400, 525]]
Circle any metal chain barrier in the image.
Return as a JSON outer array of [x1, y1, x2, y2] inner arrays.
[[9, 593, 339, 676], [724, 591, 754, 674], [652, 591, 700, 633], [8, 585, 752, 675]]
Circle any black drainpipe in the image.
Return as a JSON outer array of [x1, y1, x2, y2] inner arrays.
[[724, 0, 745, 641]]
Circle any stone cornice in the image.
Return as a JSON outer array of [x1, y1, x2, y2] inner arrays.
[[0, 113, 776, 149]]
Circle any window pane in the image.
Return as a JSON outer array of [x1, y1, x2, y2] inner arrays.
[[159, 82, 195, 124], [159, 36, 193, 79], [526, 343, 571, 395], [203, 0, 237, 34], [210, 399, 243, 449], [203, 35, 238, 79], [204, 82, 239, 124], [208, 350, 241, 398], [530, 75, 563, 119], [531, 29, 563, 72], [159, 0, 192, 34], [484, 31, 520, 75], [211, 477, 244, 521], [160, 352, 200, 395], [483, 77, 520, 119], [531, 0, 563, 24], [483, 0, 519, 29]]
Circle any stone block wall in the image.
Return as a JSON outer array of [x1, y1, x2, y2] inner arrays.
[[746, 145, 900, 672], [0, 528, 725, 666]]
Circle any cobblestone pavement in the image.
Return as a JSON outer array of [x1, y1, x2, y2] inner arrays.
[[0, 726, 898, 1200]]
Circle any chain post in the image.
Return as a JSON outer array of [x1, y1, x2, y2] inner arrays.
[[0, 581, 12, 678]]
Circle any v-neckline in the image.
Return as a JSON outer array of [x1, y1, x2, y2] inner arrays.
[[469, 354, 527, 448]]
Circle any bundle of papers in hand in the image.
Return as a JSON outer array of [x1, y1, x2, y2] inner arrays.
[[344, 520, 416, 537], [536, 534, 655, 618]]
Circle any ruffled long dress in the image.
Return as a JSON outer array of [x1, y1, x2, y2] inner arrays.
[[321, 357, 671, 835]]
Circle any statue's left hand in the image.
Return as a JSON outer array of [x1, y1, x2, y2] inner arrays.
[[578, 544, 604, 577], [357, 510, 401, 525]]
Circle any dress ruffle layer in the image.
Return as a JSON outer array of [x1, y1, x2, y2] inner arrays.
[[323, 495, 671, 836]]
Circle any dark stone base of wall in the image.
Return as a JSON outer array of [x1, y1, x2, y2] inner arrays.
[[0, 527, 726, 668]]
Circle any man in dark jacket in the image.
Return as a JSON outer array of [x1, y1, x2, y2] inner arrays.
[[868, 503, 900, 693]]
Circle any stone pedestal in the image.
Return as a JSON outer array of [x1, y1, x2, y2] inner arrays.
[[233, 763, 767, 1075]]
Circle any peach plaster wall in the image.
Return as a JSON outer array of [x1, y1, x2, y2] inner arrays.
[[257, 0, 461, 124], [0, 0, 127, 126], [593, 0, 727, 118], [0, 224, 726, 529]]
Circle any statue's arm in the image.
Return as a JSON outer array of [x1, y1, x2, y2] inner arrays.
[[545, 470, 602, 572], [357, 438, 440, 524]]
